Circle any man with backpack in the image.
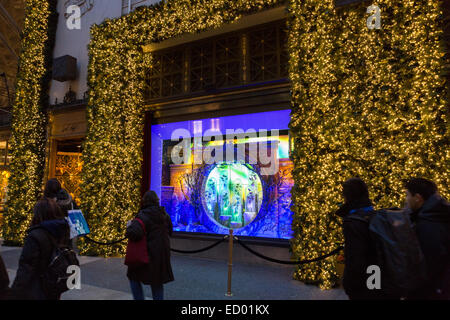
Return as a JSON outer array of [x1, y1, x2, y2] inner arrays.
[[404, 178, 450, 300], [335, 177, 384, 300]]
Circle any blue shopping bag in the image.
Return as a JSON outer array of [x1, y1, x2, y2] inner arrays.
[[66, 209, 90, 239]]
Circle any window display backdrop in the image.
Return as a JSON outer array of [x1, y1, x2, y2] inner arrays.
[[150, 110, 294, 239]]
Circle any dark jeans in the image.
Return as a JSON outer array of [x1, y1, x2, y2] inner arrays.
[[129, 280, 164, 300]]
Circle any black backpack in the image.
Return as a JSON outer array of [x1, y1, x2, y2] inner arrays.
[[41, 232, 80, 297], [349, 208, 428, 297]]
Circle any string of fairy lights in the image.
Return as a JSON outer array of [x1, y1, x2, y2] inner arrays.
[[3, 0, 449, 290]]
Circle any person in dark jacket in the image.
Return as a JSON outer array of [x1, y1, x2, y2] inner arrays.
[[11, 197, 70, 300], [126, 190, 174, 300], [405, 178, 450, 300], [0, 253, 9, 300], [335, 177, 384, 300]]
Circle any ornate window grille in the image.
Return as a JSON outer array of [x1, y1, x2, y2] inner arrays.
[[55, 152, 83, 205], [145, 20, 288, 100], [248, 22, 289, 82], [147, 50, 184, 99]]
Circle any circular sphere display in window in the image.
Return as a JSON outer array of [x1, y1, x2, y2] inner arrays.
[[202, 162, 263, 229]]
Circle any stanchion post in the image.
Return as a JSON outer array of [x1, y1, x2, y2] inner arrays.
[[225, 229, 233, 297]]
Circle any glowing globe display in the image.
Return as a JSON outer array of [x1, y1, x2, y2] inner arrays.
[[202, 162, 263, 229]]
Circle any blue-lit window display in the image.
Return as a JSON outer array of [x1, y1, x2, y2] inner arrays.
[[150, 110, 294, 239]]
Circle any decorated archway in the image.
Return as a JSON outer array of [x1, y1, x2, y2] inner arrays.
[[79, 0, 292, 257]]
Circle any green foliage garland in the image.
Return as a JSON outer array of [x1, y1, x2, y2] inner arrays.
[[288, 0, 449, 288], [3, 0, 58, 245]]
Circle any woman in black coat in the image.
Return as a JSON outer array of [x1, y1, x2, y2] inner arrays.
[[335, 178, 384, 300], [11, 198, 70, 300], [126, 190, 174, 300]]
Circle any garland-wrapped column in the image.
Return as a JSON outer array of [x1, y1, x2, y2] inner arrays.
[[288, 0, 449, 289], [3, 0, 58, 245], [79, 34, 148, 256]]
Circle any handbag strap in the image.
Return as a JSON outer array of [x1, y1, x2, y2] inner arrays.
[[135, 217, 146, 234]]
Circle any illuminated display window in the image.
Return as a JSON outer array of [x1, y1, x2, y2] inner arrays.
[[151, 110, 293, 239]]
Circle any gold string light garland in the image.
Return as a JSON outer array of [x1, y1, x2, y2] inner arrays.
[[3, 0, 57, 245]]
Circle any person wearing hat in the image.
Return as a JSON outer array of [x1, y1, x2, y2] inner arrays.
[[335, 177, 384, 300], [44, 178, 62, 201], [56, 188, 79, 252], [56, 188, 78, 217], [125, 190, 174, 300]]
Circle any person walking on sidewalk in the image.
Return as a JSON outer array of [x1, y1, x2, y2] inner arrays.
[[335, 177, 384, 300], [0, 253, 9, 300], [11, 198, 70, 300], [404, 178, 450, 300], [126, 190, 174, 300]]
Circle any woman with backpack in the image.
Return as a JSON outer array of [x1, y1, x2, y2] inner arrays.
[[11, 197, 70, 300], [125, 190, 174, 300]]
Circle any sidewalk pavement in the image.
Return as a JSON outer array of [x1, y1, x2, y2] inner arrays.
[[0, 243, 348, 300]]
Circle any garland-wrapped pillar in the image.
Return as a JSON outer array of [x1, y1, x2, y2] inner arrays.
[[79, 29, 148, 256], [3, 0, 58, 245], [288, 0, 449, 289]]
